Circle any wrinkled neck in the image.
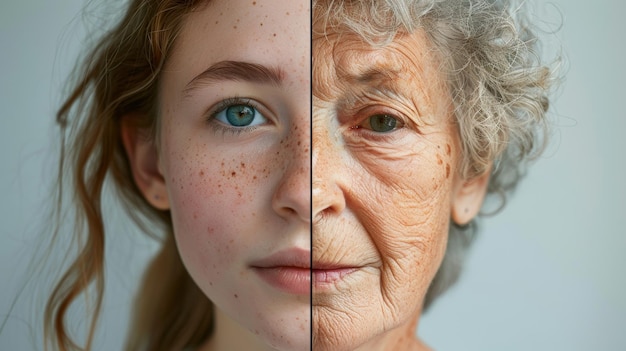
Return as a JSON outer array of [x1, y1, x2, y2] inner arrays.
[[355, 312, 432, 351]]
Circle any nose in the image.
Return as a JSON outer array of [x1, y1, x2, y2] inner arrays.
[[271, 122, 311, 223], [312, 109, 346, 221]]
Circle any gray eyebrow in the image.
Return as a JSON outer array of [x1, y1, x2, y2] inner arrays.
[[183, 60, 284, 97]]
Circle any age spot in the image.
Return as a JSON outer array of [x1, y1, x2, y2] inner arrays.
[[446, 163, 450, 178]]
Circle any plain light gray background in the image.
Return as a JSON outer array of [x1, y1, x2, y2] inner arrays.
[[1, 0, 625, 350]]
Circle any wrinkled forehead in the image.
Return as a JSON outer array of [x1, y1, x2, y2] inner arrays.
[[313, 30, 446, 103]]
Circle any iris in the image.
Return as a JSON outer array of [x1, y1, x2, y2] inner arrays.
[[369, 114, 397, 133]]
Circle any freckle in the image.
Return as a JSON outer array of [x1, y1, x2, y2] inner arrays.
[[252, 1, 256, 4], [446, 143, 451, 155], [199, 170, 204, 176], [446, 164, 450, 178], [233, 25, 237, 29], [273, 33, 276, 37], [253, 176, 257, 180], [231, 171, 236, 177], [437, 155, 442, 165], [234, 294, 238, 298], [240, 162, 245, 169]]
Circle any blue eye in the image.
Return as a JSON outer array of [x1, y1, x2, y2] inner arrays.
[[214, 103, 267, 127]]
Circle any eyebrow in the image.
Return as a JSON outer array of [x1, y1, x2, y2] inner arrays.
[[183, 60, 285, 97], [337, 65, 401, 85]]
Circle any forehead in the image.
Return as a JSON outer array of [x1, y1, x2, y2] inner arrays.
[[166, 0, 310, 85], [313, 30, 448, 103]]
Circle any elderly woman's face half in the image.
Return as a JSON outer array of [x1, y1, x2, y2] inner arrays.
[[312, 30, 489, 350]]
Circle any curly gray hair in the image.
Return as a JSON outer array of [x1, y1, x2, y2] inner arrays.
[[314, 0, 557, 309]]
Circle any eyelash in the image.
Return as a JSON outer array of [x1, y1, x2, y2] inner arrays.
[[206, 97, 265, 135]]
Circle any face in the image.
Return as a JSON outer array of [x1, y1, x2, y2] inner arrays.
[[312, 30, 468, 351], [157, 1, 310, 350]]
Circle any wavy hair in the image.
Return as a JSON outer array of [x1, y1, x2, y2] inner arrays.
[[313, 0, 557, 309], [45, 1, 214, 350]]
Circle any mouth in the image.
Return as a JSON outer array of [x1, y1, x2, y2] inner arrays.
[[250, 248, 311, 295], [312, 262, 360, 290]]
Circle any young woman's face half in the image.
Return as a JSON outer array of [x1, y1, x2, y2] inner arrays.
[[157, 0, 310, 350]]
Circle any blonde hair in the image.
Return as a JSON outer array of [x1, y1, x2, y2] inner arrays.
[[313, 0, 557, 309], [46, 1, 214, 350]]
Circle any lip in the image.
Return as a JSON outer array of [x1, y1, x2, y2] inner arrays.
[[250, 248, 311, 295], [312, 262, 360, 289]]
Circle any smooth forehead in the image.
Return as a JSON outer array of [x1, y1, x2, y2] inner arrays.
[[164, 0, 310, 87], [313, 29, 449, 103]]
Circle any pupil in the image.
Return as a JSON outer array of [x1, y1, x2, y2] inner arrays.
[[226, 105, 255, 126]]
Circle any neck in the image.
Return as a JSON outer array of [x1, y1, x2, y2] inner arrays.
[[355, 313, 433, 351], [198, 308, 276, 351]]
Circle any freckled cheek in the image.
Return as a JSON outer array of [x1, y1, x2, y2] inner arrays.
[[356, 148, 453, 198], [165, 148, 271, 270], [355, 142, 456, 257]]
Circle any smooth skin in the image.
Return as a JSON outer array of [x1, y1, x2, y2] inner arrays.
[[123, 0, 311, 350]]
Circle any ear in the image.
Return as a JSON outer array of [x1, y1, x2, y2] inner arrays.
[[120, 115, 170, 210], [451, 166, 491, 225]]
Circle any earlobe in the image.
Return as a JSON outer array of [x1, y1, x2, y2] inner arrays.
[[120, 115, 170, 210], [451, 166, 491, 226]]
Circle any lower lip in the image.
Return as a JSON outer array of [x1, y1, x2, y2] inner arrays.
[[253, 267, 311, 295], [313, 268, 358, 287]]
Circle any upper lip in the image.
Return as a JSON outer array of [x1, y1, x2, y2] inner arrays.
[[312, 262, 360, 270], [250, 248, 311, 269]]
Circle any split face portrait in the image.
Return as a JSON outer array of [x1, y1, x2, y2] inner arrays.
[[39, 1, 553, 351]]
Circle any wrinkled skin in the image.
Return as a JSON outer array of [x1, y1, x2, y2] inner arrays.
[[312, 30, 477, 351], [128, 0, 311, 350]]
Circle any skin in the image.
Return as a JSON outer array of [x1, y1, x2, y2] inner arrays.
[[125, 0, 310, 350], [312, 30, 489, 351]]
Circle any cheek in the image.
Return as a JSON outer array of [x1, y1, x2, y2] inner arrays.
[[164, 141, 274, 280], [352, 138, 456, 292]]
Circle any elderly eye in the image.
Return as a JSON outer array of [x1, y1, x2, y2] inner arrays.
[[214, 103, 267, 127], [358, 114, 403, 133]]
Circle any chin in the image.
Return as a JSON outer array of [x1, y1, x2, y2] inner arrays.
[[256, 299, 311, 351]]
